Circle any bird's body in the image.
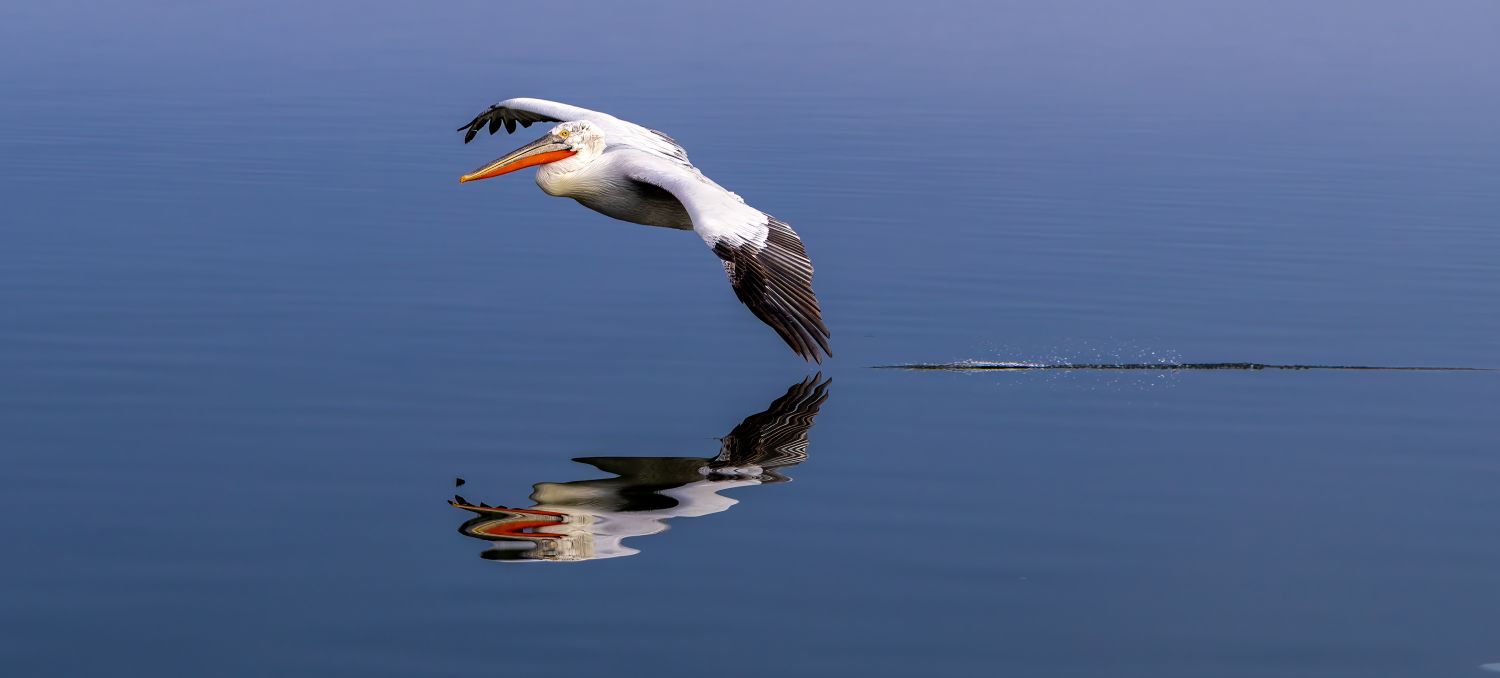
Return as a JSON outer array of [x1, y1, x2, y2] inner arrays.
[[538, 155, 694, 230], [457, 98, 830, 362]]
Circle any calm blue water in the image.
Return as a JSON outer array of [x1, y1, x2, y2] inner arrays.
[[3, 1, 1498, 675]]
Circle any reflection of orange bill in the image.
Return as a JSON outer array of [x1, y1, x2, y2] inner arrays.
[[455, 505, 569, 539]]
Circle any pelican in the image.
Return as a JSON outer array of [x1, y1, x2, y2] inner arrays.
[[456, 98, 830, 362]]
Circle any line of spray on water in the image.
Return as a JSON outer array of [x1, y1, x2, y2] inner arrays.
[[874, 360, 1491, 372]]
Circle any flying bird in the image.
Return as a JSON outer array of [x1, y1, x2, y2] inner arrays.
[[457, 98, 830, 362]]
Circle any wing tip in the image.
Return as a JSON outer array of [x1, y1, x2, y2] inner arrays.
[[790, 330, 832, 363], [725, 255, 830, 363]]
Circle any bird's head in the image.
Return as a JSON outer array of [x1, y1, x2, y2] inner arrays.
[[459, 121, 604, 183]]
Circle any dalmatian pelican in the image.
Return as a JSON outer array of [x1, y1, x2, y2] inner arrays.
[[457, 98, 830, 362]]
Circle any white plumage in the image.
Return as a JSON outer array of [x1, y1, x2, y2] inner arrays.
[[458, 98, 830, 362]]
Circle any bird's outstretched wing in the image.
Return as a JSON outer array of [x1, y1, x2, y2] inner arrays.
[[622, 153, 831, 362], [711, 375, 830, 475], [457, 97, 688, 162]]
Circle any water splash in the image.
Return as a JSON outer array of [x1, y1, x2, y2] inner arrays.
[[875, 361, 1490, 372]]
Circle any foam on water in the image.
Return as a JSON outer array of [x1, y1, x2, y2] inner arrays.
[[877, 361, 1490, 372]]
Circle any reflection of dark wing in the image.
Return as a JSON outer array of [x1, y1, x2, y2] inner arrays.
[[711, 375, 830, 473]]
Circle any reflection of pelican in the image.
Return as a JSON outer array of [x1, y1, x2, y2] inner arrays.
[[451, 376, 831, 562]]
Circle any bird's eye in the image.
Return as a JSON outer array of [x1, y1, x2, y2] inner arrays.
[[558, 130, 571, 139]]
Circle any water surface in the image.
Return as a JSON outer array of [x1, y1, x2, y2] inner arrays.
[[2, 1, 1498, 676]]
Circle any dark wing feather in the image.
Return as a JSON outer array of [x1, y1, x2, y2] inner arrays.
[[458, 98, 692, 165], [713, 218, 831, 362], [458, 104, 564, 143]]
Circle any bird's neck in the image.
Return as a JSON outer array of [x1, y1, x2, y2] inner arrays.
[[535, 151, 602, 197], [536, 161, 582, 197]]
